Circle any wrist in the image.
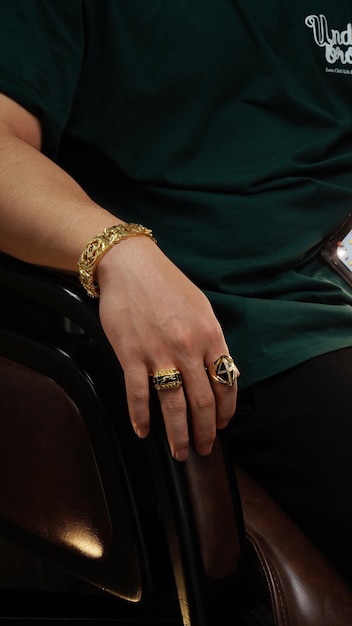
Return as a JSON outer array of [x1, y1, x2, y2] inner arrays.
[[77, 223, 157, 297]]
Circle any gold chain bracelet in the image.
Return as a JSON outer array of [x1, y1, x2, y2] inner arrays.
[[78, 223, 157, 297]]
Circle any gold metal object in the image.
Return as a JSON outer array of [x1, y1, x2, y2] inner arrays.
[[207, 354, 239, 387], [78, 223, 156, 297], [152, 369, 183, 391]]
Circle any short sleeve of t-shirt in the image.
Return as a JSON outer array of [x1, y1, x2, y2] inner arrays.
[[1, 1, 352, 389], [0, 0, 89, 156]]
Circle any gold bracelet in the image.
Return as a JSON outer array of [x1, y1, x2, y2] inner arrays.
[[78, 223, 157, 297]]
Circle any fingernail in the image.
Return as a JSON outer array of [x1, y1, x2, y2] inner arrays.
[[134, 427, 148, 439], [217, 419, 230, 430], [174, 448, 188, 462], [197, 444, 213, 456]]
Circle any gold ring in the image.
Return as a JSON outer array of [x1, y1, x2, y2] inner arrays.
[[207, 355, 239, 387], [152, 368, 183, 391]]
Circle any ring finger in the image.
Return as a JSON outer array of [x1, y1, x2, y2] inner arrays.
[[206, 354, 239, 428]]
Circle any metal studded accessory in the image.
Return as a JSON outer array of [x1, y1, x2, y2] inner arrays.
[[207, 354, 239, 387], [152, 369, 183, 391], [78, 223, 157, 297]]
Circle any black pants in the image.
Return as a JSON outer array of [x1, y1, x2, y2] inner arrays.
[[228, 346, 352, 582]]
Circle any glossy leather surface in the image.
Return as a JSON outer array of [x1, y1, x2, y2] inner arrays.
[[0, 356, 112, 558], [237, 466, 352, 625]]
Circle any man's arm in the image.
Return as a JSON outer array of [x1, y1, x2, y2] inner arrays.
[[0, 93, 238, 462], [0, 93, 121, 270]]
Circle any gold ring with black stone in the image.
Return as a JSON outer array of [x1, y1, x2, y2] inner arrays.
[[152, 369, 183, 391]]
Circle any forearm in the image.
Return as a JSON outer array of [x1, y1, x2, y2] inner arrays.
[[0, 131, 122, 272], [0, 98, 237, 464]]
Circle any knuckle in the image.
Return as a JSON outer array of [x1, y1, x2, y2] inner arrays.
[[163, 393, 186, 415], [167, 317, 224, 358], [170, 326, 194, 352], [129, 386, 149, 404], [194, 389, 215, 412], [205, 326, 225, 348]]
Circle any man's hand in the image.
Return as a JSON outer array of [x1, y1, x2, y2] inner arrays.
[[97, 236, 238, 461]]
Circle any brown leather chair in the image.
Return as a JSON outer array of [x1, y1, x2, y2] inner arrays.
[[1, 252, 352, 625]]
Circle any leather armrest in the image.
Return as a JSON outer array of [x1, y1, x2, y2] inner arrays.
[[236, 466, 352, 626]]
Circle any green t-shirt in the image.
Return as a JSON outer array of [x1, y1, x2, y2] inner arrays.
[[1, 0, 352, 388]]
